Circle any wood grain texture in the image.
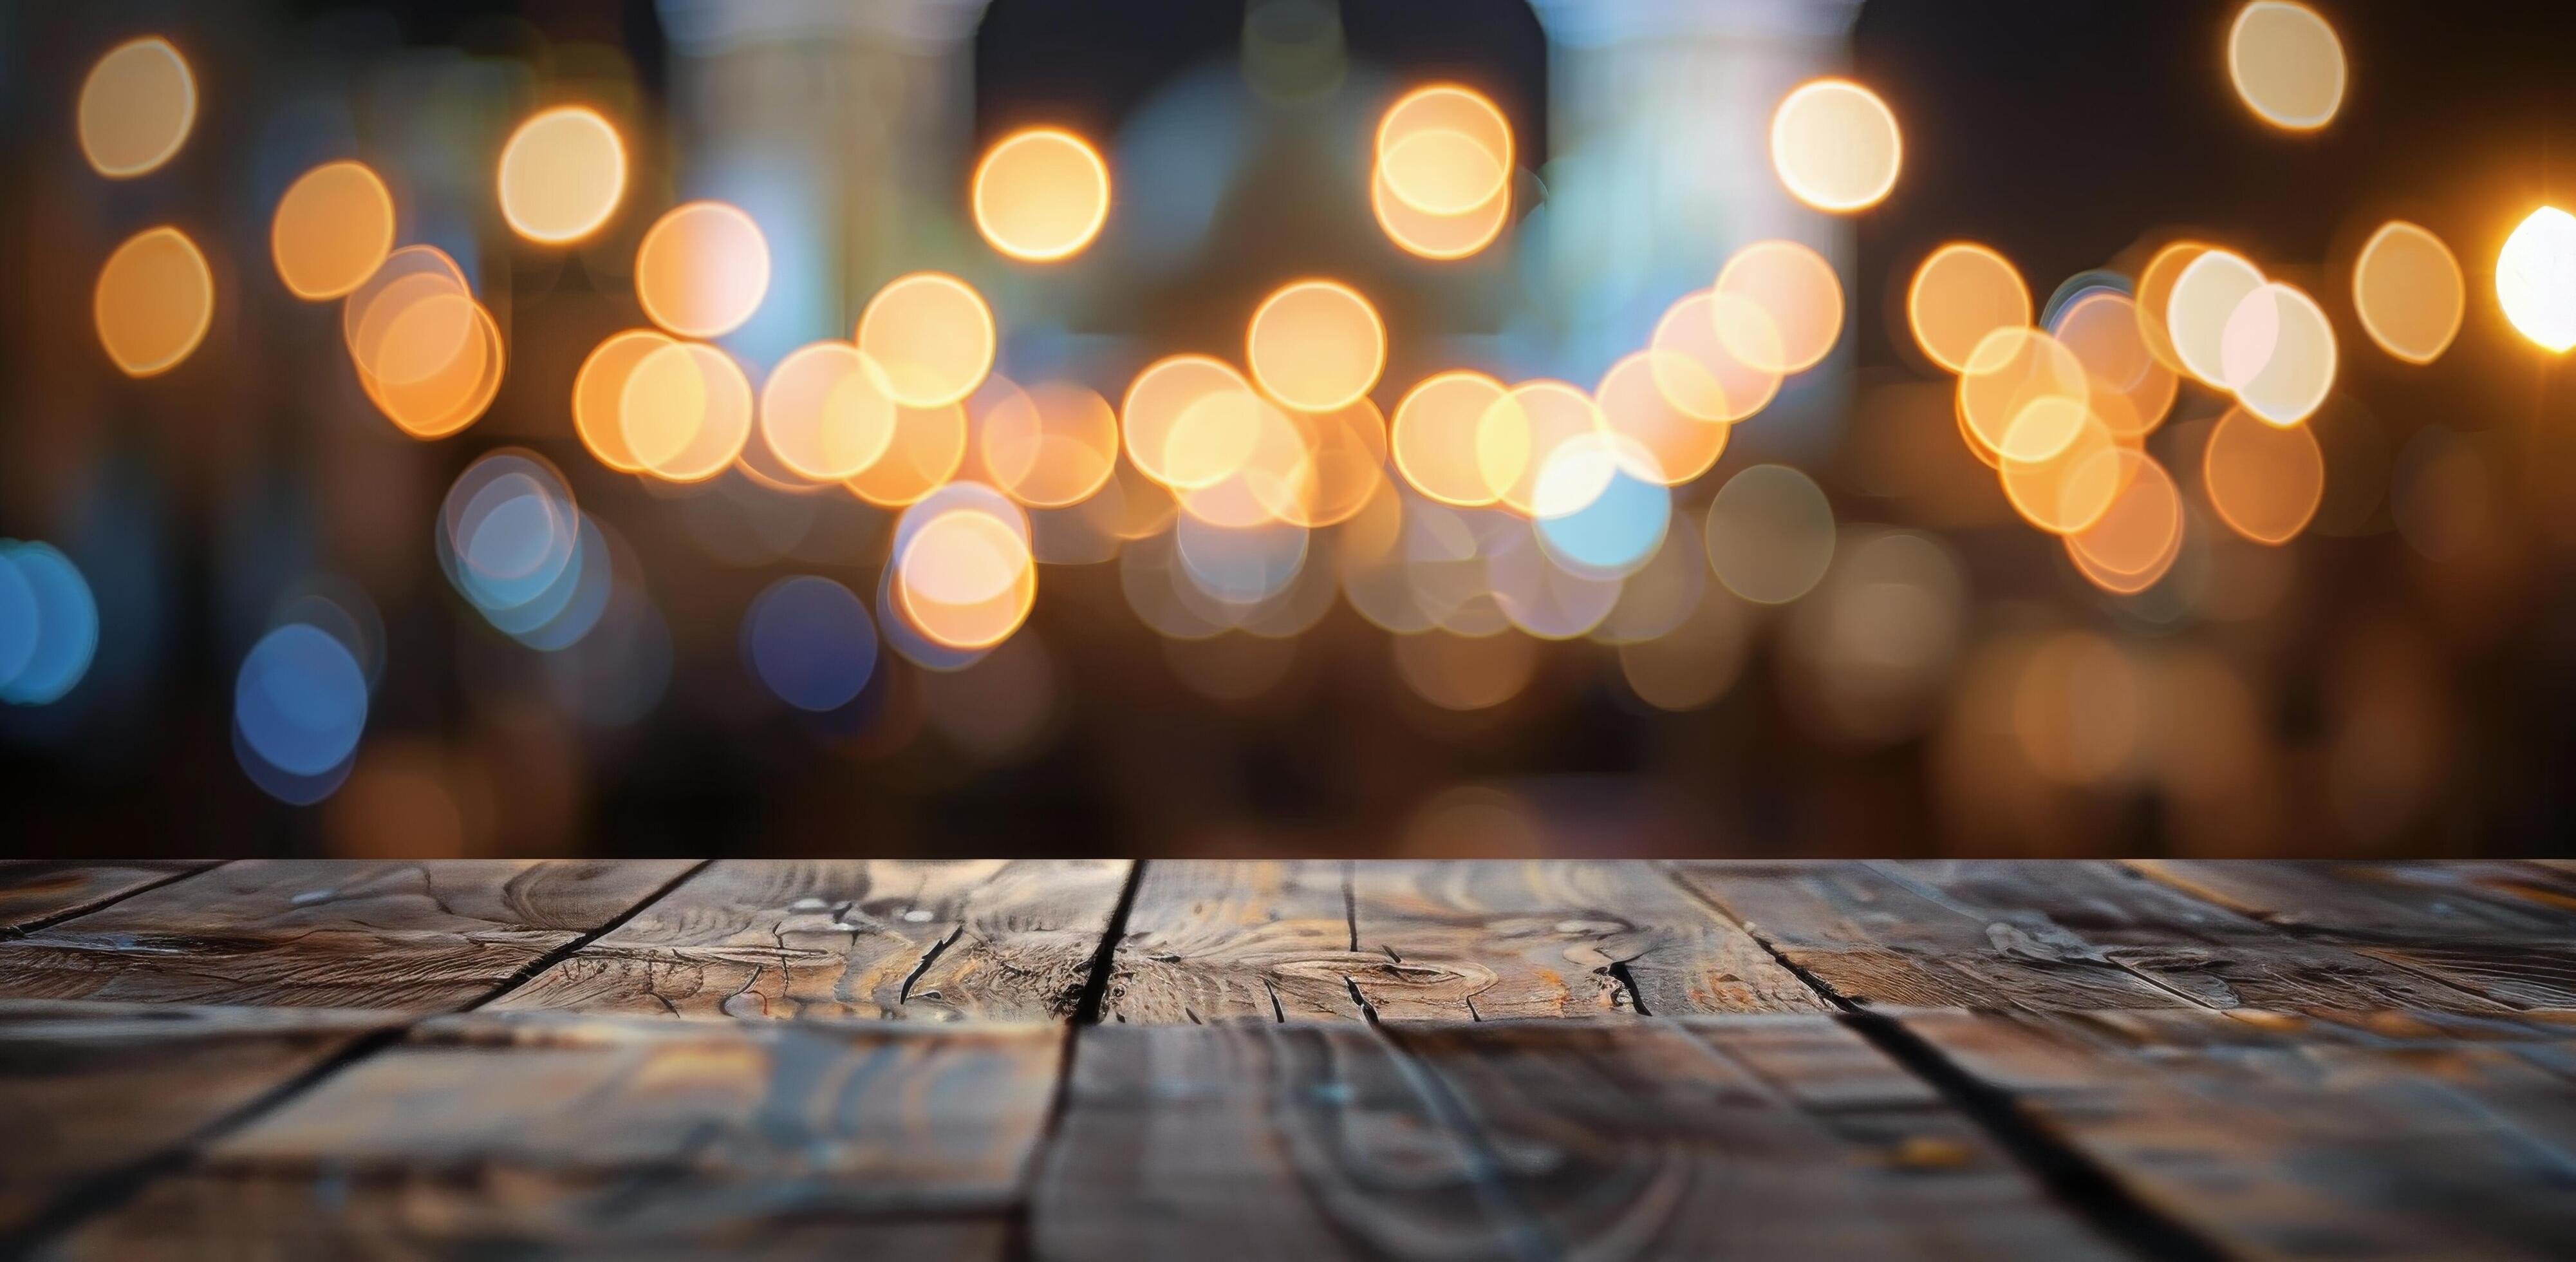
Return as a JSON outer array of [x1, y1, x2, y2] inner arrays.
[[1670, 860, 2181, 1010], [0, 863, 213, 936], [488, 860, 1132, 1022], [54, 1012, 1055, 1258], [1034, 1019, 2113, 1259], [0, 860, 696, 1011], [1885, 860, 2506, 1012], [1034, 1022, 1493, 1259], [1105, 861, 1822, 1023], [2127, 860, 2576, 1009], [0, 999, 402, 1237], [1893, 1005, 2576, 1260]]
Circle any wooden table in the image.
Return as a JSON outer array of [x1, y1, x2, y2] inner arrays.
[[4, 859, 2574, 1258]]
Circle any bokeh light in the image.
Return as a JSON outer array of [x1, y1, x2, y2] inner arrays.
[[0, 543, 100, 706], [1376, 85, 1513, 214], [982, 381, 1121, 509], [1997, 398, 2122, 535], [1475, 379, 1603, 515], [848, 400, 970, 507], [2220, 281, 2336, 425], [1371, 161, 1510, 261], [94, 226, 212, 377], [1246, 279, 1386, 413], [1380, 129, 1505, 216], [2203, 406, 2324, 543], [1175, 514, 1309, 606], [78, 36, 195, 178], [1648, 290, 1784, 423], [1594, 352, 1729, 485], [2066, 450, 2184, 592], [895, 496, 1038, 651], [362, 305, 503, 441], [1956, 327, 2087, 460], [758, 342, 899, 483], [2351, 221, 2465, 364], [1713, 240, 1843, 374], [572, 329, 673, 473], [743, 575, 879, 712], [1533, 436, 1671, 579], [1175, 393, 1312, 529], [2496, 206, 2576, 353], [1704, 464, 1835, 604], [2228, 1, 2347, 131], [2051, 290, 2176, 440], [0, 554, 33, 692], [2134, 240, 2214, 372], [1125, 355, 1256, 492], [497, 106, 628, 245], [1909, 242, 2031, 374], [340, 244, 503, 439], [1381, 373, 1506, 513], [271, 161, 395, 301], [621, 341, 754, 482], [439, 451, 581, 618], [857, 272, 996, 408], [2165, 247, 2266, 386], [235, 624, 369, 780], [1371, 86, 1513, 261], [973, 127, 1112, 261], [635, 201, 771, 339], [1593, 508, 1706, 645], [1490, 523, 1621, 639], [1768, 79, 1901, 213], [1280, 397, 1388, 527], [497, 516, 613, 652]]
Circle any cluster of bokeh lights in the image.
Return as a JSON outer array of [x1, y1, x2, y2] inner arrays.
[[40, 3, 2576, 805]]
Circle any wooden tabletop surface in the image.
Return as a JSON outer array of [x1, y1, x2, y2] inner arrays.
[[4, 858, 2574, 1258]]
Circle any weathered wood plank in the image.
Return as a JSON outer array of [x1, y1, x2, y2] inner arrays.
[[1892, 1006, 2576, 1259], [53, 1012, 1054, 1257], [1670, 861, 2181, 1010], [1885, 860, 2506, 1012], [1104, 860, 1370, 1023], [1392, 1019, 2121, 1257], [0, 863, 214, 937], [1034, 1019, 2115, 1259], [0, 999, 403, 1238], [1033, 1022, 1494, 1258], [0, 860, 696, 1011], [487, 860, 1132, 1022], [1106, 861, 1822, 1023], [2127, 860, 2576, 1009], [1349, 862, 1825, 1019]]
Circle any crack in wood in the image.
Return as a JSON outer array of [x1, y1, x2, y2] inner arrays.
[[1603, 957, 1651, 1016], [899, 925, 966, 1006], [1341, 862, 1359, 954], [1342, 975, 1379, 1024]]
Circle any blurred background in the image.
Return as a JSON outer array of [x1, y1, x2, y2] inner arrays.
[[2, 0, 2572, 860]]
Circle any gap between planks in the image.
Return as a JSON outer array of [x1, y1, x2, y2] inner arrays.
[[1654, 860, 2234, 1262], [6, 858, 717, 1256], [0, 862, 232, 941]]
